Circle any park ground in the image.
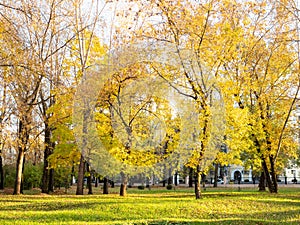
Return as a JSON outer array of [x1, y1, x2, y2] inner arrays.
[[0, 185, 299, 225]]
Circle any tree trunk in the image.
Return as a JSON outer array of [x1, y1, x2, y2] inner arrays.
[[201, 173, 206, 189], [76, 155, 85, 195], [259, 170, 266, 191], [86, 163, 93, 194], [76, 105, 89, 195], [194, 165, 202, 199], [213, 163, 219, 187], [168, 168, 172, 185], [261, 158, 276, 193], [47, 168, 54, 193], [269, 155, 278, 193], [14, 148, 25, 195], [103, 177, 109, 194], [0, 153, 4, 189], [41, 124, 51, 193], [14, 119, 29, 195], [189, 167, 193, 187], [168, 176, 172, 185], [70, 165, 75, 187], [111, 180, 114, 188], [120, 172, 127, 196], [174, 172, 178, 186], [95, 176, 98, 188]]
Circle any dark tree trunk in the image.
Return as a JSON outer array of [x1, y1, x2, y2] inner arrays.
[[201, 173, 206, 189], [120, 172, 127, 196], [76, 155, 85, 195], [168, 176, 172, 185], [0, 153, 4, 189], [269, 155, 278, 193], [95, 176, 98, 188], [48, 168, 54, 193], [86, 163, 93, 194], [103, 177, 109, 194], [189, 167, 193, 187], [259, 170, 266, 191], [70, 165, 75, 187], [213, 163, 219, 187], [174, 172, 178, 186], [261, 158, 276, 193], [195, 165, 201, 199], [168, 168, 172, 185]]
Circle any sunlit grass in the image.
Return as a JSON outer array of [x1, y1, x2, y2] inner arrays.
[[0, 186, 299, 224]]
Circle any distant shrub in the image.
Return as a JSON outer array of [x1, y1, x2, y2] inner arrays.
[[3, 163, 43, 190], [54, 166, 72, 189], [166, 184, 173, 190], [137, 185, 145, 190], [244, 179, 249, 183], [3, 164, 15, 188], [23, 163, 43, 190]]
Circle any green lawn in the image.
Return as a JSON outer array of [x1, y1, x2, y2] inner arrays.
[[0, 186, 299, 225]]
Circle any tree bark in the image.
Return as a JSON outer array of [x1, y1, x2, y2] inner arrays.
[[195, 165, 202, 199], [41, 124, 51, 193], [201, 173, 206, 189], [86, 163, 93, 194], [14, 119, 29, 195], [189, 167, 193, 187], [168, 176, 172, 185], [213, 163, 219, 187], [269, 155, 278, 193], [111, 180, 115, 188], [70, 165, 75, 187], [76, 155, 85, 195], [14, 147, 25, 195], [103, 177, 109, 194], [261, 158, 276, 193], [0, 153, 4, 189], [48, 168, 54, 193], [259, 170, 266, 191], [120, 172, 127, 196], [95, 176, 98, 188]]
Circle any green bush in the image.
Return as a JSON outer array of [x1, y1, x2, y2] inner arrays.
[[3, 164, 15, 188], [3, 163, 43, 190], [23, 163, 43, 190], [54, 167, 72, 189]]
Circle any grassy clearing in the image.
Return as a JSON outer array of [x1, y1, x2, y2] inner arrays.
[[0, 187, 299, 225]]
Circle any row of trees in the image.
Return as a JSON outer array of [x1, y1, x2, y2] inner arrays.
[[0, 0, 300, 199]]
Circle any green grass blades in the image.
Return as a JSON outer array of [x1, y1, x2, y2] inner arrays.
[[0, 187, 299, 224]]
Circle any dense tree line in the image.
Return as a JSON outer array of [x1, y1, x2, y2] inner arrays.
[[0, 0, 300, 199]]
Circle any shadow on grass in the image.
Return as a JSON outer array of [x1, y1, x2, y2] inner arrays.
[[133, 220, 299, 225]]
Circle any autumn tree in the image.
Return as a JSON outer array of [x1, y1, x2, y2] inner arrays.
[[110, 0, 226, 199], [219, 0, 300, 193], [70, 0, 107, 195], [0, 2, 45, 194], [0, 20, 16, 189], [93, 60, 184, 196]]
